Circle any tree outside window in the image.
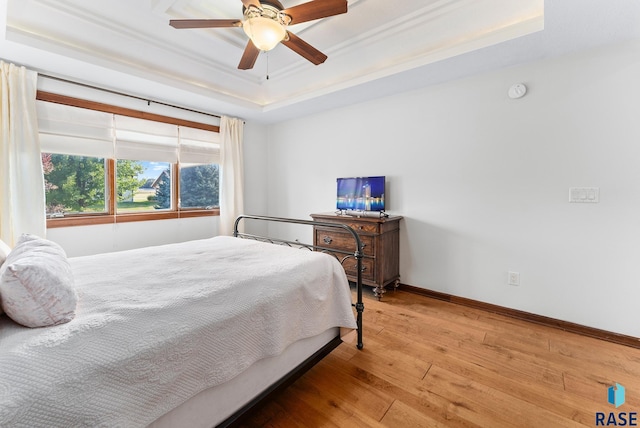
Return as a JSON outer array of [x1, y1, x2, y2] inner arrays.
[[180, 164, 219, 209], [42, 153, 106, 214]]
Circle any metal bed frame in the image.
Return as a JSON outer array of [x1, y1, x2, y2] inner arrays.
[[233, 214, 364, 350]]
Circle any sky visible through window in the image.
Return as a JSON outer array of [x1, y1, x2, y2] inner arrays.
[[139, 161, 167, 181]]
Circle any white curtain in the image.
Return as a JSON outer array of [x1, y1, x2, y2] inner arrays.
[[219, 116, 244, 236], [0, 62, 45, 247]]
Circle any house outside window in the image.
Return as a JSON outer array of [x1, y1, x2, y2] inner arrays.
[[116, 160, 172, 213]]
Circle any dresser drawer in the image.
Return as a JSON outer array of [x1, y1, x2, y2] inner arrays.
[[316, 220, 379, 235], [344, 222, 378, 234], [342, 257, 375, 282], [315, 230, 374, 256]]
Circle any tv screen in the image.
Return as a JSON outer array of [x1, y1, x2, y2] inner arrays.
[[336, 176, 385, 212]]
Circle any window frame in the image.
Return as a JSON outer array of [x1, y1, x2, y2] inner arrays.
[[39, 91, 221, 229]]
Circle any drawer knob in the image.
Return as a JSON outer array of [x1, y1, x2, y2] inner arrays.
[[353, 264, 367, 272], [323, 236, 333, 244]]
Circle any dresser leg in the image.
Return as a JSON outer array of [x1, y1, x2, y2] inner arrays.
[[373, 285, 386, 300]]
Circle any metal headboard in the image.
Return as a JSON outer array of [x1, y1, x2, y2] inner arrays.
[[233, 214, 364, 350]]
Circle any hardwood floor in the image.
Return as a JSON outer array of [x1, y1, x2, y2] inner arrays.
[[241, 289, 640, 427]]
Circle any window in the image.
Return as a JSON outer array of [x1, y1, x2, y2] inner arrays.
[[37, 94, 221, 227], [113, 114, 179, 214], [116, 160, 172, 213], [180, 163, 219, 209], [178, 126, 221, 210], [42, 153, 107, 216]]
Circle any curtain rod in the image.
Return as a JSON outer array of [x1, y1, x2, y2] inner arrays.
[[39, 73, 222, 120]]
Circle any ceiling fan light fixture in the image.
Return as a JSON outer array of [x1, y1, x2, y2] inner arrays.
[[169, 0, 347, 70], [242, 16, 286, 51]]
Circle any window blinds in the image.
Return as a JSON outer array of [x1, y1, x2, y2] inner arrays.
[[37, 102, 114, 158], [114, 115, 178, 163], [179, 126, 221, 164], [37, 101, 219, 163]]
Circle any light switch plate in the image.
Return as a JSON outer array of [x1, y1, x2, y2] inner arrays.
[[569, 187, 599, 203]]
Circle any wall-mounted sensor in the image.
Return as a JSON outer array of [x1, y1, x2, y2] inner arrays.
[[508, 83, 527, 99]]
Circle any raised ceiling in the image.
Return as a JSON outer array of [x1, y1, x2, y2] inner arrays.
[[2, 0, 640, 123]]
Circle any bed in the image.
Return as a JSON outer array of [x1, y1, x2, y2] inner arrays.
[[0, 215, 364, 428]]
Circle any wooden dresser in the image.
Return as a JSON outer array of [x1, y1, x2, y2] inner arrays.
[[310, 212, 402, 299]]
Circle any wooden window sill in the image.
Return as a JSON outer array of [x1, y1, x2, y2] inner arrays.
[[46, 209, 219, 228]]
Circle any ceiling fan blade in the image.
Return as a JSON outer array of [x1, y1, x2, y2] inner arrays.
[[241, 0, 262, 10], [282, 31, 327, 65], [281, 0, 347, 25], [170, 19, 242, 29], [238, 40, 261, 70]]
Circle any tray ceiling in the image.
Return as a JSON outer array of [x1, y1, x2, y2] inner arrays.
[[2, 0, 639, 123]]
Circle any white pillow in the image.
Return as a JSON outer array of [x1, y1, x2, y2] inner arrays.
[[0, 234, 77, 327]]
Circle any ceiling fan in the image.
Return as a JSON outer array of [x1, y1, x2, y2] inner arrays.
[[169, 0, 348, 70]]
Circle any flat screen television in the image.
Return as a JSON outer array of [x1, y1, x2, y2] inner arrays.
[[336, 176, 385, 212]]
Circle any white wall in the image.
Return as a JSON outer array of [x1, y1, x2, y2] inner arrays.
[[47, 217, 215, 257], [266, 39, 640, 337]]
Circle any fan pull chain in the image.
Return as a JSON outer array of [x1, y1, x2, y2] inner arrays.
[[266, 52, 270, 80]]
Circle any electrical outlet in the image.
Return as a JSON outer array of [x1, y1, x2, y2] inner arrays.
[[508, 271, 520, 286]]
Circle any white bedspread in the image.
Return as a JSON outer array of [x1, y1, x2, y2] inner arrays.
[[0, 236, 356, 427]]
